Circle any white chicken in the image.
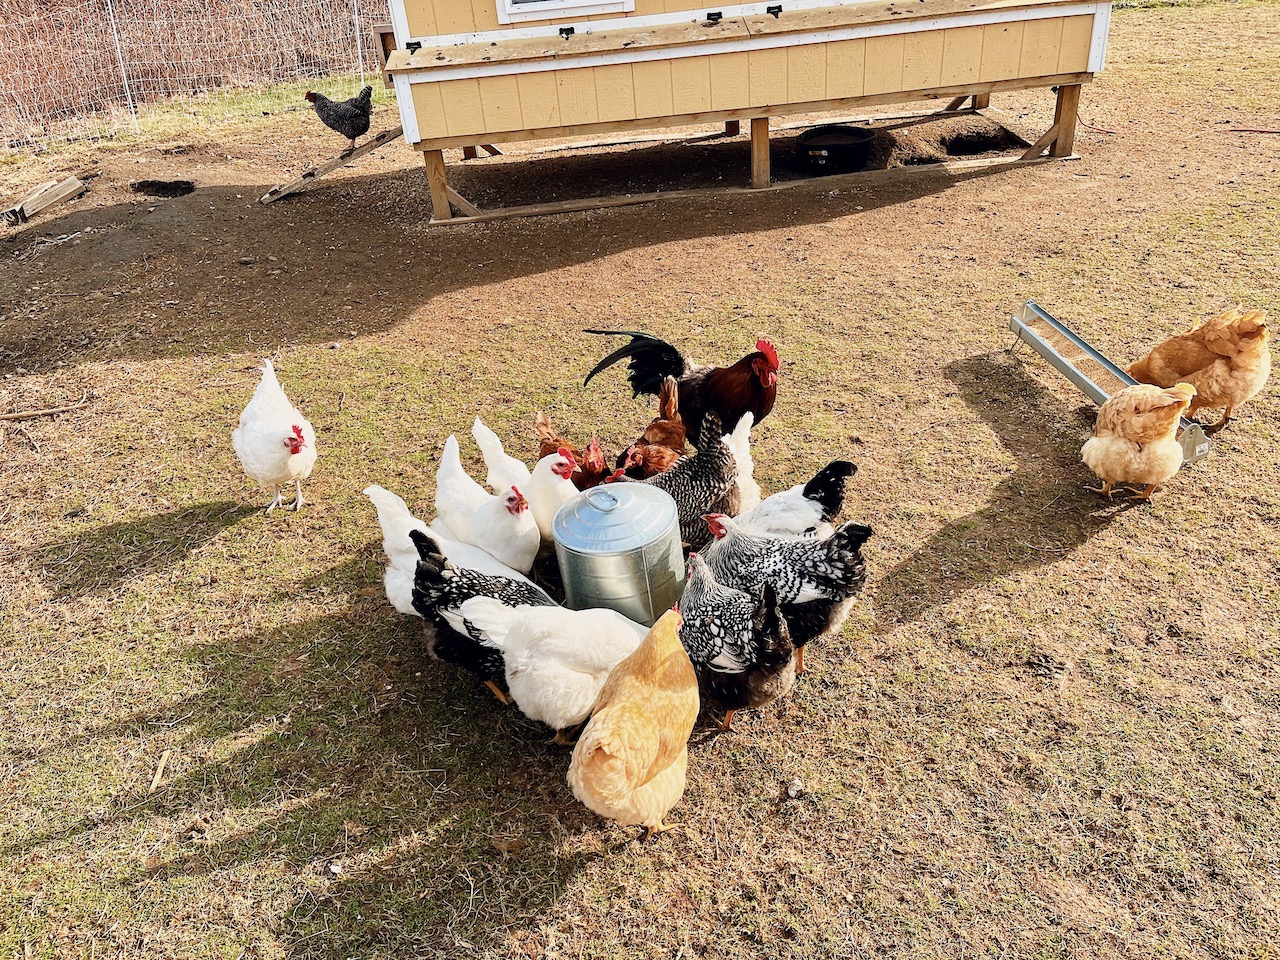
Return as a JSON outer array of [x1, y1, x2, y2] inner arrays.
[[448, 597, 648, 742], [527, 448, 580, 541], [723, 413, 761, 513], [363, 484, 533, 616], [231, 359, 318, 513], [472, 417, 532, 494], [735, 459, 856, 539], [433, 434, 540, 573]]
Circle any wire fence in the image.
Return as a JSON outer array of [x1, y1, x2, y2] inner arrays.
[[0, 0, 392, 152]]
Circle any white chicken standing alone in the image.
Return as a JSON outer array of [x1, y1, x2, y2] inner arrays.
[[232, 359, 317, 513]]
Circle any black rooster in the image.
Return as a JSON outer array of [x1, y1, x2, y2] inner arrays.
[[305, 85, 373, 148]]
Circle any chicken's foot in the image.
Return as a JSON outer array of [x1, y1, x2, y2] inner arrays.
[[643, 820, 682, 841], [1128, 483, 1160, 502], [795, 645, 807, 675], [550, 728, 577, 747], [265, 488, 285, 514], [1203, 406, 1233, 436], [717, 710, 737, 732], [1084, 480, 1115, 498], [483, 680, 511, 705]]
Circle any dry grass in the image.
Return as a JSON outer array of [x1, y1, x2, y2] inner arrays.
[[2, 2, 1279, 959]]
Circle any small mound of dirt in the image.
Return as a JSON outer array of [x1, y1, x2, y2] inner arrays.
[[131, 179, 195, 198], [883, 116, 1024, 167]]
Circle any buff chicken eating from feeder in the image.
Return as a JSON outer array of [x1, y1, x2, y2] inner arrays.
[[1081, 382, 1198, 500]]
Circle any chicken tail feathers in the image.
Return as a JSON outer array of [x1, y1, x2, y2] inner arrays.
[[455, 597, 517, 651], [407, 528, 441, 561], [750, 583, 794, 670], [801, 460, 857, 522], [582, 330, 686, 395]]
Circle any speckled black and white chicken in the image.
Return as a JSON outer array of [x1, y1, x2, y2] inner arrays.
[[621, 410, 738, 549], [408, 530, 556, 703], [701, 513, 872, 674], [679, 553, 795, 730]]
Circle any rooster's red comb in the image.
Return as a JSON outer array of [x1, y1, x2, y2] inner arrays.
[[557, 446, 576, 464], [755, 338, 779, 370], [291, 424, 305, 442]]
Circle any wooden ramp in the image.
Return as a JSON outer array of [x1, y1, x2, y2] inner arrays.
[[259, 126, 404, 204]]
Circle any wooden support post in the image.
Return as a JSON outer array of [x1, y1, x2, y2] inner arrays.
[[972, 93, 990, 109], [1050, 84, 1081, 157], [462, 145, 479, 160], [423, 150, 453, 221], [725, 120, 740, 136], [750, 117, 770, 189], [942, 96, 969, 112]]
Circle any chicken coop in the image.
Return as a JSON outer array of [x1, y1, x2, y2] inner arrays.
[[381, 0, 1113, 221]]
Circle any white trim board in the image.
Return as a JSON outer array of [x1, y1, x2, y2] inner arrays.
[[393, 74, 421, 142], [395, 0, 1108, 49], [397, 2, 1106, 83], [497, 0, 634, 24]]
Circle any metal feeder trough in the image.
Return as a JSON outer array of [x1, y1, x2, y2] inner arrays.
[[1009, 299, 1210, 465]]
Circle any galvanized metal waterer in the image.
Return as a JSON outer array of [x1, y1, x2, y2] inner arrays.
[[551, 484, 684, 626]]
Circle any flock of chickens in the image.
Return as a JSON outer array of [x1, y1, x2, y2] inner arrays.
[[231, 309, 1269, 838]]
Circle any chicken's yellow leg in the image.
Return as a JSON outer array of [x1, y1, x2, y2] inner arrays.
[[551, 729, 576, 746], [717, 710, 736, 732], [483, 680, 511, 705], [1084, 480, 1115, 498], [644, 820, 679, 841], [1204, 406, 1233, 436], [1129, 483, 1160, 501], [796, 645, 807, 675]]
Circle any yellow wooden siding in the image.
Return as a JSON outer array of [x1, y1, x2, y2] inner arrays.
[[863, 34, 905, 95], [979, 21, 1025, 81], [787, 45, 827, 102], [555, 68, 599, 124], [411, 81, 450, 139], [431, 0, 477, 35], [405, 14, 1100, 142], [439, 78, 485, 135], [479, 74, 522, 129], [594, 63, 638, 121], [902, 30, 945, 89], [823, 39, 864, 99], [939, 25, 984, 86], [670, 57, 712, 113], [748, 47, 789, 106], [632, 60, 675, 117], [1020, 16, 1064, 75], [709, 52, 750, 110], [516, 71, 561, 127], [1057, 15, 1094, 72]]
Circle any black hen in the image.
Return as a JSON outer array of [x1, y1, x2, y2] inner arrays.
[[305, 85, 373, 147]]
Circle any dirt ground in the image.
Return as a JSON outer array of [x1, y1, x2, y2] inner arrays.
[[2, 2, 1278, 959]]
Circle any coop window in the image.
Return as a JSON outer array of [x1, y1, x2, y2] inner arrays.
[[496, 0, 634, 25]]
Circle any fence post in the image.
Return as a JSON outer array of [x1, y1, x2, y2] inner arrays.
[[103, 0, 140, 132], [351, 0, 366, 81]]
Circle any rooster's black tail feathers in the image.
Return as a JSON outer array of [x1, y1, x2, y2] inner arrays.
[[582, 330, 685, 396]]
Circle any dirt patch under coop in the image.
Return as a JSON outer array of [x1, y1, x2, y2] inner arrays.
[[444, 114, 1026, 210]]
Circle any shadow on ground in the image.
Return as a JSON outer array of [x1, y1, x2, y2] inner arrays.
[[31, 499, 254, 598], [4, 554, 608, 955], [873, 352, 1132, 629], [2, 127, 1029, 375]]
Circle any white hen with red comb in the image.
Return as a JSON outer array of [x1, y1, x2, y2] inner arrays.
[[527, 448, 579, 541], [232, 359, 317, 513], [433, 434, 540, 573]]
